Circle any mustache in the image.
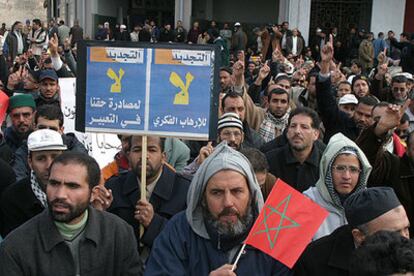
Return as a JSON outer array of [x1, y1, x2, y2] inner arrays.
[[50, 198, 70, 208], [218, 207, 240, 217], [17, 122, 29, 127], [292, 134, 303, 139]]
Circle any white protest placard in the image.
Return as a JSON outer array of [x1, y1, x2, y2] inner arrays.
[[59, 78, 121, 168]]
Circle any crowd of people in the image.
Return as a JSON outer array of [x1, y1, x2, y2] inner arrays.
[[0, 17, 413, 275]]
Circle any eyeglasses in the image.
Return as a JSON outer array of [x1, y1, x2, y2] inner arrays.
[[392, 87, 406, 93], [37, 125, 59, 131], [221, 130, 242, 138], [332, 165, 361, 175]]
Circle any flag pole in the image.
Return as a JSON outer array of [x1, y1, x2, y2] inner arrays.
[[231, 243, 246, 271], [139, 136, 147, 239]]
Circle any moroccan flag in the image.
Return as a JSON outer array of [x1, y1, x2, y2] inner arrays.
[[245, 179, 328, 268], [0, 90, 8, 125]]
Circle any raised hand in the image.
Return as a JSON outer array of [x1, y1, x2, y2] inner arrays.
[[375, 63, 388, 80], [320, 34, 334, 64], [197, 141, 214, 165], [257, 63, 270, 80], [48, 33, 59, 57], [90, 185, 113, 211], [375, 100, 411, 136], [377, 48, 388, 65]]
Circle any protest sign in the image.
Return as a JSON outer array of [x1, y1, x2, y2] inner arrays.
[[76, 41, 220, 140]]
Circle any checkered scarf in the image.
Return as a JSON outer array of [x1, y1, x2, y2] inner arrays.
[[259, 109, 290, 143], [324, 147, 368, 209], [30, 170, 48, 208]]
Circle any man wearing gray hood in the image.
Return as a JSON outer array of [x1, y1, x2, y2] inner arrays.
[[303, 133, 372, 241], [145, 142, 291, 275]]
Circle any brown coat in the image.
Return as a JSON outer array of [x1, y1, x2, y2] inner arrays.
[[261, 29, 282, 61], [358, 39, 374, 71], [261, 173, 277, 200], [242, 86, 266, 131]]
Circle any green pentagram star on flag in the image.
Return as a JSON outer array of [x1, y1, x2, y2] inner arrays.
[[252, 195, 301, 249], [245, 179, 329, 268]]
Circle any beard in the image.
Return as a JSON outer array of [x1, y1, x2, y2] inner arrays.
[[227, 141, 241, 150], [288, 135, 308, 151], [48, 196, 90, 223], [204, 205, 253, 237], [15, 123, 31, 135], [134, 162, 162, 180]]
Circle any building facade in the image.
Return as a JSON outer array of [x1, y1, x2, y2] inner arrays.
[[0, 0, 46, 26], [48, 0, 413, 44]]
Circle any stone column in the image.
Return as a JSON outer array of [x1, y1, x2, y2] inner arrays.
[[175, 0, 192, 31], [279, 0, 311, 45]]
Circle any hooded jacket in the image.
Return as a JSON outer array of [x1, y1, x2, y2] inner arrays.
[[145, 142, 291, 275], [303, 133, 372, 241], [185, 142, 263, 243]]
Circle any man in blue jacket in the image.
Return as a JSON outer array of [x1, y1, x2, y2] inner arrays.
[[105, 135, 190, 260], [145, 142, 291, 275]]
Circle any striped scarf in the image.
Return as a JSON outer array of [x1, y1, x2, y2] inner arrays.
[[30, 170, 48, 208]]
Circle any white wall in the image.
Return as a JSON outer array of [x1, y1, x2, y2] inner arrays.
[[0, 0, 46, 26], [371, 0, 406, 36]]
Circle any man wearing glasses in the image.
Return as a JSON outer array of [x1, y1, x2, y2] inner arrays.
[[182, 112, 245, 176], [373, 71, 410, 105], [303, 132, 372, 241]]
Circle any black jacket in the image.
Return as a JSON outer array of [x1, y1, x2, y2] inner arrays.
[[243, 122, 265, 149], [357, 126, 414, 234], [294, 225, 354, 276], [5, 31, 27, 62], [0, 207, 143, 275], [400, 154, 414, 235], [0, 177, 43, 237], [0, 159, 16, 203], [316, 75, 360, 143], [105, 165, 190, 248], [4, 126, 30, 153], [391, 39, 414, 74], [0, 137, 13, 164], [159, 28, 175, 42], [266, 143, 322, 192]]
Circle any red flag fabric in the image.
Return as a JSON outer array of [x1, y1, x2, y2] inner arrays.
[[0, 90, 9, 125], [245, 179, 329, 268]]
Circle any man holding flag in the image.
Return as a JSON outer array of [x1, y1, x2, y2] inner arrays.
[[145, 142, 290, 275]]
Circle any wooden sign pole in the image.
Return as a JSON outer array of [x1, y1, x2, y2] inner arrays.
[[139, 135, 147, 239]]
